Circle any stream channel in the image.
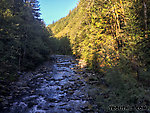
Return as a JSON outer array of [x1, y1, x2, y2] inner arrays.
[[2, 55, 100, 113]]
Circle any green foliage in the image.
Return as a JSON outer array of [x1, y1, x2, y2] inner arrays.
[[49, 36, 72, 55], [49, 0, 150, 78], [102, 69, 150, 112], [0, 0, 52, 81], [87, 68, 150, 112], [48, 0, 150, 111]]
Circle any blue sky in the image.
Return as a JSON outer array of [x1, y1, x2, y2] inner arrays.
[[38, 0, 79, 26]]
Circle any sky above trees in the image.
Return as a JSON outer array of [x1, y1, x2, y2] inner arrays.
[[39, 0, 79, 25]]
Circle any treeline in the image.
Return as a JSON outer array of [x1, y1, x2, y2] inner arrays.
[[48, 0, 150, 81], [48, 0, 150, 110], [48, 36, 72, 55], [0, 0, 52, 81]]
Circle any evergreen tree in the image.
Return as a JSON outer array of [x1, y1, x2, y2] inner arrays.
[[0, 0, 51, 81], [48, 0, 150, 77]]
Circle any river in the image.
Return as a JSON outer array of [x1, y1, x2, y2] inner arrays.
[[1, 55, 100, 113]]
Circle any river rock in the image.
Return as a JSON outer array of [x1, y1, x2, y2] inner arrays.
[[3, 55, 101, 113]]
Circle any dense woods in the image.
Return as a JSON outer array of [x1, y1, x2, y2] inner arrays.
[[0, 0, 51, 81], [1, 0, 150, 112], [48, 0, 150, 111], [48, 0, 150, 73]]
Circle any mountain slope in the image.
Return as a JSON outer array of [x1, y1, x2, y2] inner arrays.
[[48, 0, 150, 71], [49, 0, 150, 111]]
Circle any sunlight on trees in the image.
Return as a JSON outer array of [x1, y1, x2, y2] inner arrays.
[[48, 0, 150, 111], [0, 0, 150, 112]]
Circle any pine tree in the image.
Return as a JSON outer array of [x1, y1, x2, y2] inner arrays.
[[0, 0, 51, 80]]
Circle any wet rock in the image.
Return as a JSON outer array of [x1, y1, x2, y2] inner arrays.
[[4, 55, 102, 113], [47, 98, 57, 102], [89, 81, 99, 85], [56, 87, 60, 90], [67, 91, 74, 95], [55, 99, 61, 103], [79, 94, 85, 98], [2, 100, 9, 106], [55, 81, 59, 85], [59, 103, 67, 106], [62, 74, 68, 78], [18, 102, 28, 109], [37, 105, 42, 109], [6, 96, 12, 100], [65, 107, 72, 111], [49, 104, 55, 108], [77, 77, 80, 80], [28, 102, 37, 108], [76, 80, 84, 85], [59, 95, 65, 98], [38, 94, 44, 97], [60, 87, 65, 91], [30, 90, 35, 94], [23, 95, 38, 101], [69, 78, 76, 81], [70, 97, 80, 100], [83, 108, 94, 112], [35, 110, 46, 113]]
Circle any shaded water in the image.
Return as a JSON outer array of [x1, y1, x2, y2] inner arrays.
[[3, 55, 99, 113]]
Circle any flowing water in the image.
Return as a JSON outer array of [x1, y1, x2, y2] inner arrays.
[[2, 55, 99, 113]]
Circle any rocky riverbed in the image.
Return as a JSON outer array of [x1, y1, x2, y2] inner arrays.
[[0, 55, 103, 113]]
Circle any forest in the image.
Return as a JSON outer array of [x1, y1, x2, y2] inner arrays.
[[0, 0, 52, 80], [0, 0, 150, 112], [48, 0, 150, 111]]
